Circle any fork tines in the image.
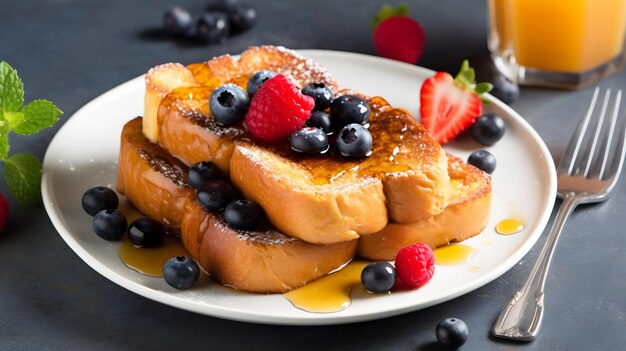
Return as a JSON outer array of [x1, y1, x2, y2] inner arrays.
[[560, 87, 626, 181]]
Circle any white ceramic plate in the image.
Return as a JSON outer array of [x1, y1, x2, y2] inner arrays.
[[42, 50, 557, 325]]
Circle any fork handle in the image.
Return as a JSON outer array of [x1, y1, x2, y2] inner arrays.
[[492, 193, 580, 341]]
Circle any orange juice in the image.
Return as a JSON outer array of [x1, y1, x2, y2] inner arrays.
[[488, 0, 626, 87]]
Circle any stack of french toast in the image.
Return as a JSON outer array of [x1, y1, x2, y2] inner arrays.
[[116, 46, 491, 293]]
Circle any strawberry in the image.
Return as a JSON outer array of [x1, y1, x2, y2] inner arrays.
[[0, 192, 8, 233], [245, 74, 315, 143], [420, 60, 493, 145], [372, 4, 425, 64]]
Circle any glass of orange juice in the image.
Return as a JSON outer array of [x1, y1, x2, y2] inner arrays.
[[488, 0, 626, 89]]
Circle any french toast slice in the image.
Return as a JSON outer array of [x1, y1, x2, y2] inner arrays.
[[144, 45, 339, 162], [117, 117, 356, 293], [357, 153, 492, 261], [145, 46, 450, 244], [117, 117, 195, 232], [230, 97, 450, 244]]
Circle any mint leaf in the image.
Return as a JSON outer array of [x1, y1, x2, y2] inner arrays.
[[0, 132, 8, 161], [0, 62, 24, 112], [3, 111, 24, 130], [13, 100, 62, 135], [4, 153, 42, 207]]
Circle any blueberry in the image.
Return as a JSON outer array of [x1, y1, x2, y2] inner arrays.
[[227, 4, 257, 32], [301, 83, 334, 111], [336, 124, 373, 157], [247, 70, 276, 97], [163, 7, 193, 36], [82, 186, 119, 216], [490, 75, 520, 104], [196, 12, 230, 44], [330, 95, 370, 127], [306, 111, 332, 134], [289, 127, 329, 154], [188, 161, 221, 189], [361, 262, 396, 293], [468, 150, 497, 174], [436, 318, 469, 348], [471, 113, 506, 146], [92, 209, 127, 241], [224, 199, 263, 230], [197, 180, 235, 211], [207, 0, 240, 12], [128, 217, 165, 248], [163, 256, 200, 290], [209, 84, 249, 126]]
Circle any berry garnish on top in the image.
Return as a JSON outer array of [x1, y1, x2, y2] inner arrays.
[[224, 199, 263, 230], [301, 83, 334, 111], [336, 124, 373, 157], [289, 127, 329, 155], [188, 161, 222, 189], [305, 111, 333, 134], [196, 180, 235, 211], [372, 4, 425, 64], [247, 70, 277, 97], [330, 95, 370, 127], [209, 84, 250, 126], [420, 60, 493, 145], [394, 242, 435, 290], [245, 74, 315, 142]]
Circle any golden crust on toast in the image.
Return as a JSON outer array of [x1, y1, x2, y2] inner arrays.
[[357, 153, 492, 261], [117, 117, 356, 293], [117, 117, 194, 232]]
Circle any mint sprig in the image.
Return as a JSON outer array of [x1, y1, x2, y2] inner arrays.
[[0, 61, 62, 207]]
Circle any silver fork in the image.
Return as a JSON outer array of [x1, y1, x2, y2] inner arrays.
[[492, 87, 626, 341]]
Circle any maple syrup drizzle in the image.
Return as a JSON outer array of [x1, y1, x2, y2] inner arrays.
[[284, 261, 370, 313], [434, 244, 478, 266], [495, 219, 525, 235], [116, 200, 188, 278]]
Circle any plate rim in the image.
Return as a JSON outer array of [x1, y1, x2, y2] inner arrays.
[[42, 49, 557, 325]]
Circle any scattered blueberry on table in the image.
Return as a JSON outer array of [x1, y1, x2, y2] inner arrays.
[[161, 0, 257, 45]]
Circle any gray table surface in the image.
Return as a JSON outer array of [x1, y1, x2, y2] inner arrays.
[[1, 0, 625, 350]]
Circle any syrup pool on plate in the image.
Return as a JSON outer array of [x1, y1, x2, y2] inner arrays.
[[284, 261, 371, 313], [116, 200, 188, 277], [434, 244, 478, 266], [495, 218, 525, 235]]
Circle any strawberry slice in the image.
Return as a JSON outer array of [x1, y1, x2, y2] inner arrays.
[[420, 61, 492, 145]]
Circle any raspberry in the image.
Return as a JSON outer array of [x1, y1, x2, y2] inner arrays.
[[394, 242, 435, 290], [244, 74, 315, 142]]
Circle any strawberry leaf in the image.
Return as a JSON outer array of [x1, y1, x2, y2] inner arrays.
[[372, 3, 409, 28], [475, 82, 494, 94]]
